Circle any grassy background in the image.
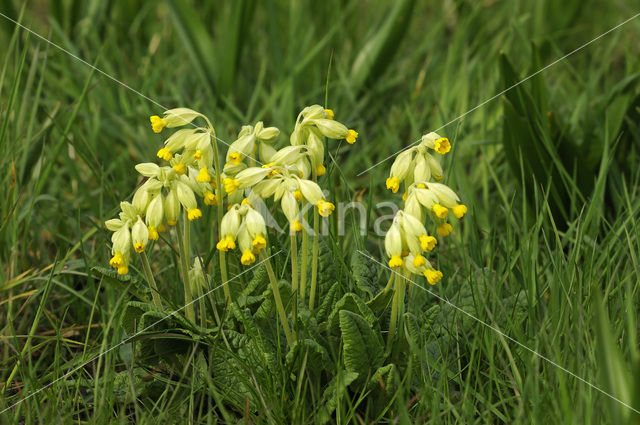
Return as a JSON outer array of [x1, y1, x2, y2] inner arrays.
[[1, 0, 640, 423]]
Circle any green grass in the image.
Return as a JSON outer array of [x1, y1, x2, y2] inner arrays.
[[1, 0, 640, 423]]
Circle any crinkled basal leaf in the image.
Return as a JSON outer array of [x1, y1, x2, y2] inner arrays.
[[339, 310, 384, 381], [350, 251, 380, 298], [237, 263, 269, 306], [315, 237, 338, 299], [92, 266, 150, 302], [254, 280, 292, 322], [316, 282, 341, 323], [327, 293, 377, 332], [367, 287, 394, 313], [315, 371, 360, 425], [367, 363, 398, 397], [232, 304, 278, 375], [285, 339, 330, 371]]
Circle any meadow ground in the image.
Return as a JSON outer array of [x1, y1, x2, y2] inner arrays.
[[1, 1, 640, 423]]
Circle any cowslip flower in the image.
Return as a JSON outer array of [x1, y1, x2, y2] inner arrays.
[[149, 108, 201, 134], [383, 210, 443, 283]]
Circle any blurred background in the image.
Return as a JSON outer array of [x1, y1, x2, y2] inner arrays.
[[1, 0, 640, 422]]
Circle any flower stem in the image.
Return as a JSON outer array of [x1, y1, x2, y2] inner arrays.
[[204, 117, 231, 304], [308, 206, 320, 310], [261, 251, 295, 345], [300, 216, 309, 303], [290, 234, 298, 326], [386, 273, 401, 353], [176, 213, 195, 322], [141, 251, 162, 309]]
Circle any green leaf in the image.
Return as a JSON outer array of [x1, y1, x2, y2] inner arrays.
[[316, 281, 341, 323], [367, 363, 398, 397], [327, 293, 377, 332], [339, 310, 384, 381], [315, 371, 360, 424], [350, 250, 379, 298], [91, 266, 150, 302], [285, 339, 330, 371]]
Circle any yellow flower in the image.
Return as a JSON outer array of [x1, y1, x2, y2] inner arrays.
[[109, 253, 124, 268], [216, 234, 236, 251], [193, 149, 202, 160], [228, 152, 243, 165], [386, 177, 400, 193], [434, 137, 450, 154], [187, 208, 202, 221], [345, 129, 358, 144], [117, 265, 129, 275], [197, 167, 211, 183], [223, 178, 239, 194], [134, 242, 145, 253], [167, 219, 177, 226], [412, 254, 426, 267], [432, 204, 448, 219], [419, 234, 437, 251], [241, 249, 256, 265], [158, 223, 167, 232], [424, 269, 443, 285], [172, 163, 187, 175], [325, 109, 335, 120], [150, 115, 168, 133], [291, 220, 303, 232], [293, 190, 303, 202], [148, 226, 159, 240], [252, 234, 267, 250], [388, 254, 404, 268], [317, 200, 335, 217], [157, 147, 172, 161], [402, 191, 408, 201], [316, 164, 326, 176], [452, 204, 467, 219], [416, 183, 426, 188], [204, 191, 216, 205], [437, 223, 453, 237]]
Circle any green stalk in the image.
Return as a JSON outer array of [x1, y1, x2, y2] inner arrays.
[[141, 251, 162, 309], [308, 168, 320, 310], [176, 212, 195, 322], [299, 212, 309, 303], [203, 116, 230, 304], [261, 251, 295, 345], [290, 234, 299, 326], [386, 273, 401, 352]]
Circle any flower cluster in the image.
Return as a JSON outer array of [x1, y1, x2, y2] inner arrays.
[[215, 105, 356, 259], [384, 132, 466, 284], [105, 105, 356, 274], [105, 108, 218, 274]]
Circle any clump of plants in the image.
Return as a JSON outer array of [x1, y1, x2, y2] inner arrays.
[[100, 105, 466, 421]]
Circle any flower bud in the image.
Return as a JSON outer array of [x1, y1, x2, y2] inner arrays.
[[135, 163, 161, 178], [164, 188, 180, 225], [281, 191, 298, 224], [236, 167, 270, 188], [176, 181, 197, 210], [427, 182, 460, 207], [257, 125, 279, 142], [145, 195, 164, 228], [312, 119, 348, 139], [164, 108, 201, 127], [132, 217, 149, 253], [298, 179, 324, 204]]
